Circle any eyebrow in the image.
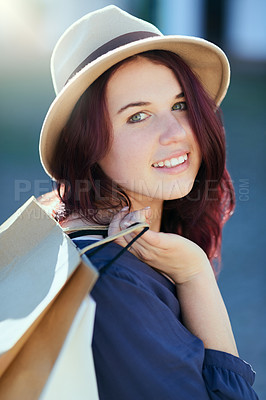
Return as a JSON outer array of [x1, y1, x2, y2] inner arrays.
[[117, 101, 151, 114], [176, 92, 185, 99], [117, 92, 185, 114]]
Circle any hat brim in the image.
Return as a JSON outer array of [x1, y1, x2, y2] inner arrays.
[[39, 35, 230, 178]]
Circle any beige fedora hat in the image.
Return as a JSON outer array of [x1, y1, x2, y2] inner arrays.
[[39, 5, 230, 179]]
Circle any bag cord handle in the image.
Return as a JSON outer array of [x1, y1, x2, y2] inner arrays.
[[71, 222, 149, 274]]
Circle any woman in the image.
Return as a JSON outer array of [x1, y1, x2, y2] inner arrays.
[[39, 5, 258, 399]]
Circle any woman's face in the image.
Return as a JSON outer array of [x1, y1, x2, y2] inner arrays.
[[99, 57, 202, 208]]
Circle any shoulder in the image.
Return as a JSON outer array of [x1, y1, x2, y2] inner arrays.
[[75, 238, 178, 308]]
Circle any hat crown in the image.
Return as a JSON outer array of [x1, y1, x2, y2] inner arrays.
[[51, 5, 162, 94]]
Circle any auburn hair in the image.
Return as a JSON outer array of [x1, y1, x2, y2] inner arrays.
[[51, 50, 235, 273]]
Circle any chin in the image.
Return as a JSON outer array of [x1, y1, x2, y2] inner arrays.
[[162, 179, 196, 200]]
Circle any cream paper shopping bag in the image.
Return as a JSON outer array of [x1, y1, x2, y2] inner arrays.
[[0, 197, 99, 400]]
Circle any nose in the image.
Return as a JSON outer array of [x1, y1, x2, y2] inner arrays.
[[158, 113, 186, 146]]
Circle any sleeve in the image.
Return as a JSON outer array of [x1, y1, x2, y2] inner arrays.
[[203, 349, 259, 399]]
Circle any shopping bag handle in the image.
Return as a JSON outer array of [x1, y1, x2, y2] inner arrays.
[[79, 222, 149, 255], [65, 222, 149, 275]]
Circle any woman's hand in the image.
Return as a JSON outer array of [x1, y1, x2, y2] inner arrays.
[[108, 207, 210, 284]]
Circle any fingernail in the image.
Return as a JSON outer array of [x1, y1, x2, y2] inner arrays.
[[121, 206, 129, 211], [123, 221, 131, 227], [144, 206, 150, 210]]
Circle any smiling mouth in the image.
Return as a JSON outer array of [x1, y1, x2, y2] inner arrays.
[[152, 153, 188, 168]]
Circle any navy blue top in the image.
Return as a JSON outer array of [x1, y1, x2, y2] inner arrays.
[[74, 239, 259, 400]]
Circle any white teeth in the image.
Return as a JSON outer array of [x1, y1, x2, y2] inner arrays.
[[153, 154, 188, 168], [170, 158, 179, 167]]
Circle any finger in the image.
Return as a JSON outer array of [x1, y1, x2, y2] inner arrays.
[[121, 227, 163, 250], [115, 230, 150, 261], [109, 207, 150, 247], [108, 206, 129, 236], [117, 229, 160, 261], [131, 229, 179, 250], [120, 207, 151, 230]]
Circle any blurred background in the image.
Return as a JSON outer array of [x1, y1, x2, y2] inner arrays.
[[0, 0, 265, 396]]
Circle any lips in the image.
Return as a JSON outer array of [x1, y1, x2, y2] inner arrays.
[[152, 153, 188, 168]]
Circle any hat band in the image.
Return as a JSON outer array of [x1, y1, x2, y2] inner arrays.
[[66, 30, 160, 84]]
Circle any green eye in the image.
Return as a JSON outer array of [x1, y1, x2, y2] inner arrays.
[[128, 112, 148, 123], [172, 102, 187, 111]]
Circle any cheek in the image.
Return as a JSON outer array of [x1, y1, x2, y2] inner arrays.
[[99, 136, 146, 180]]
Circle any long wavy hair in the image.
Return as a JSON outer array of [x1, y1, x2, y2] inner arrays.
[[51, 50, 235, 273]]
